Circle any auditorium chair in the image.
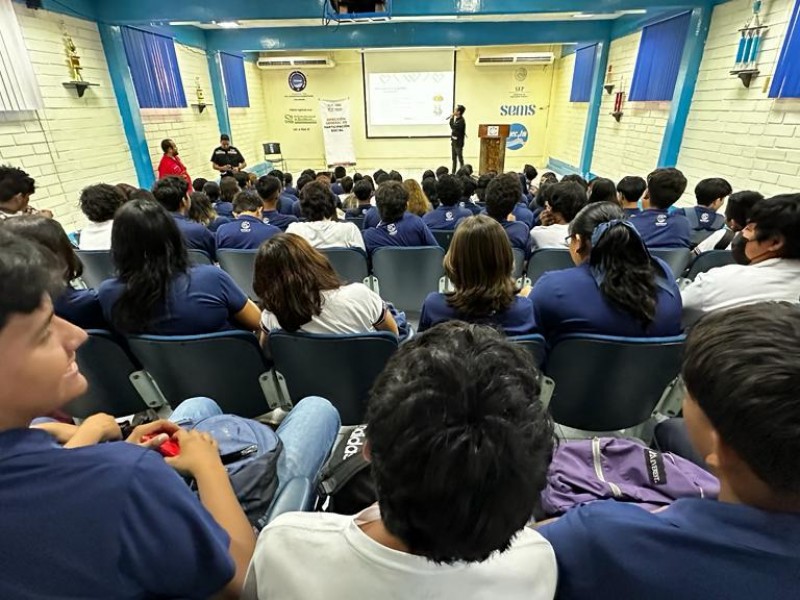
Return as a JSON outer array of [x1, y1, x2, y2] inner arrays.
[[320, 248, 370, 286], [512, 248, 526, 283], [685, 250, 735, 280], [650, 248, 693, 279], [525, 249, 574, 286], [371, 246, 446, 321], [217, 249, 258, 300], [510, 334, 546, 368], [187, 249, 214, 266], [345, 216, 365, 230], [431, 229, 455, 252], [268, 331, 399, 426], [76, 249, 115, 289]]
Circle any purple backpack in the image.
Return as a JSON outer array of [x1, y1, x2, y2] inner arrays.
[[541, 437, 720, 517]]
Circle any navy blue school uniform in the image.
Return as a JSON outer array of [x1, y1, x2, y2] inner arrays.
[[629, 209, 691, 249], [0, 429, 234, 599], [419, 293, 537, 336], [346, 204, 372, 219], [171, 213, 217, 261], [500, 220, 533, 259], [460, 200, 484, 215], [677, 206, 725, 232], [363, 206, 381, 229], [291, 200, 302, 219], [214, 201, 234, 218], [215, 215, 281, 250], [98, 265, 249, 335], [278, 193, 295, 215], [422, 205, 473, 231], [363, 213, 438, 255], [262, 209, 298, 232], [284, 185, 298, 197], [623, 207, 641, 218], [208, 216, 232, 233], [539, 498, 800, 600], [512, 202, 535, 228], [529, 258, 682, 341], [54, 287, 106, 329], [331, 182, 345, 196]]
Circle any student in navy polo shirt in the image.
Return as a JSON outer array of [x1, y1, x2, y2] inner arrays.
[[154, 176, 217, 261], [346, 179, 374, 218], [510, 175, 535, 228], [530, 202, 682, 341], [540, 302, 800, 600], [617, 175, 646, 218], [216, 177, 239, 218], [284, 172, 297, 197], [419, 215, 536, 335], [363, 181, 438, 256], [98, 199, 262, 335], [216, 190, 281, 251], [677, 177, 731, 247], [485, 173, 533, 258], [422, 176, 439, 209], [629, 168, 691, 248], [257, 175, 298, 232], [423, 175, 472, 231], [188, 191, 232, 233], [291, 174, 316, 219], [693, 190, 764, 254], [268, 169, 297, 215], [459, 175, 483, 215]]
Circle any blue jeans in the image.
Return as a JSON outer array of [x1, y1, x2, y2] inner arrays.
[[170, 396, 341, 498]]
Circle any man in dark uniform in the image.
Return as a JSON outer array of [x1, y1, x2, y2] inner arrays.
[[449, 105, 466, 175], [210, 134, 246, 176]]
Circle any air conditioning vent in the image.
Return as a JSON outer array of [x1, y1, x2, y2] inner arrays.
[[475, 53, 554, 67], [257, 55, 336, 70]]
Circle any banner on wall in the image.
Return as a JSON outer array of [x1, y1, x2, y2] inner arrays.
[[319, 98, 356, 167]]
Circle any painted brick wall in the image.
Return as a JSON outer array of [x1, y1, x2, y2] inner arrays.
[[0, 5, 136, 231], [544, 52, 589, 169], [677, 0, 800, 197], [228, 60, 271, 168]]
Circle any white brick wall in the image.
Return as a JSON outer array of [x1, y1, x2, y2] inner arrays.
[[544, 52, 589, 169], [0, 5, 137, 231], [677, 0, 800, 197], [228, 60, 271, 168]]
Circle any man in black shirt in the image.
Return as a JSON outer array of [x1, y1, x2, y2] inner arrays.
[[449, 105, 466, 175], [210, 134, 246, 176]]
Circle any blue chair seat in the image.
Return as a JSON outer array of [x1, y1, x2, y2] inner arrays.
[[371, 246, 446, 320], [320, 248, 370, 285], [217, 249, 258, 300], [76, 250, 115, 289], [686, 250, 735, 280]]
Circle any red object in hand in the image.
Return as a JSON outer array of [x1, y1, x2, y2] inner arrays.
[[141, 433, 181, 457]]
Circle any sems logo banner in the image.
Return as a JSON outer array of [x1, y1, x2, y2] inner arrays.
[[500, 104, 536, 117], [288, 70, 307, 93]]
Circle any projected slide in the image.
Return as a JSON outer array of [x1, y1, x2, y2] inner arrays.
[[368, 72, 455, 127]]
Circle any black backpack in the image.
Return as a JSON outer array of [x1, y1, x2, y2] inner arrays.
[[317, 424, 377, 514]]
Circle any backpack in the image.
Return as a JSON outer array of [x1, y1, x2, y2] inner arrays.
[[191, 415, 283, 529], [541, 437, 719, 517], [316, 424, 377, 514]]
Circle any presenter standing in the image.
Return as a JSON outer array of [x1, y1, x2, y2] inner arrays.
[[449, 104, 466, 174], [210, 134, 247, 177]]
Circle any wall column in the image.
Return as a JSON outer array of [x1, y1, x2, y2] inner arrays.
[[208, 51, 233, 138], [579, 39, 611, 178]]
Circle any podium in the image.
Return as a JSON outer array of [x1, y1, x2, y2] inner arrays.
[[478, 124, 510, 175]]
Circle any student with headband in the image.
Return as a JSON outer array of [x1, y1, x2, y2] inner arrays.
[[529, 202, 683, 342]]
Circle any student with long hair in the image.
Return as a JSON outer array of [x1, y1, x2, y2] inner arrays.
[[419, 215, 537, 335], [188, 191, 231, 233], [530, 202, 682, 340], [403, 178, 432, 217], [97, 199, 261, 335], [254, 233, 397, 337]]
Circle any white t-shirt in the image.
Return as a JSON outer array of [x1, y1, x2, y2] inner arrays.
[[693, 228, 729, 254], [242, 505, 557, 600], [78, 220, 114, 250], [286, 220, 365, 251], [530, 223, 569, 250], [681, 258, 800, 327], [260, 283, 385, 334]]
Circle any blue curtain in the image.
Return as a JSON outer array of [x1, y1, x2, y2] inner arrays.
[[769, 0, 800, 98], [629, 12, 691, 102], [220, 53, 250, 108], [121, 27, 186, 109], [570, 45, 597, 102]]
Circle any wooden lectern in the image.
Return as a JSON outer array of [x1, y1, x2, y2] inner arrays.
[[478, 124, 510, 175]]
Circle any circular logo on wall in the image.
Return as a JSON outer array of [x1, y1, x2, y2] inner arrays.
[[514, 67, 528, 82], [288, 71, 307, 93], [506, 123, 529, 151]]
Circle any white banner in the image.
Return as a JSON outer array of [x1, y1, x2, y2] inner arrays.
[[319, 98, 356, 167]]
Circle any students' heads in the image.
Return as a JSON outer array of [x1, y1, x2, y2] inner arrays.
[[296, 174, 314, 193], [373, 169, 387, 181], [0, 165, 35, 213], [233, 190, 264, 215], [736, 193, 800, 262], [459, 176, 477, 201], [234, 171, 250, 189], [444, 215, 515, 317], [435, 166, 449, 179], [682, 303, 800, 506], [367, 321, 554, 564], [220, 176, 240, 203], [375, 172, 391, 186], [160, 138, 177, 155], [187, 191, 216, 225], [376, 181, 409, 224], [353, 180, 373, 204], [436, 175, 463, 208], [422, 169, 435, 181], [110, 199, 189, 333], [115, 182, 138, 201], [192, 178, 208, 193], [301, 168, 317, 180], [0, 229, 87, 425], [284, 172, 294, 187], [152, 177, 189, 213], [588, 177, 617, 205], [476, 173, 496, 203], [523, 164, 538, 182], [331, 166, 345, 181], [340, 176, 354, 194], [268, 170, 285, 189], [540, 172, 558, 186], [463, 164, 474, 176], [203, 181, 221, 203], [300, 181, 336, 221], [388, 170, 403, 183], [78, 183, 126, 224], [219, 134, 231, 149], [695, 177, 732, 209], [403, 179, 431, 217], [547, 181, 587, 224], [561, 174, 588, 192], [724, 190, 763, 230], [484, 173, 520, 221], [2, 215, 82, 284], [616, 175, 647, 205], [644, 168, 687, 210], [421, 177, 438, 207], [253, 233, 341, 332], [256, 175, 282, 206]]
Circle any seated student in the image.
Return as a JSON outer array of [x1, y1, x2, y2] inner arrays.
[[267, 169, 296, 215], [215, 190, 281, 251], [681, 193, 800, 328], [98, 199, 262, 335], [0, 164, 53, 220], [540, 302, 800, 600], [188, 191, 232, 233], [523, 163, 538, 197], [234, 171, 251, 190], [530, 172, 559, 210], [530, 202, 682, 340], [678, 177, 732, 246], [422, 176, 439, 209], [617, 175, 647, 217], [511, 176, 536, 228], [587, 177, 617, 204], [435, 165, 449, 180], [193, 177, 208, 193], [476, 172, 496, 205], [331, 166, 347, 195], [422, 169, 435, 181], [243, 321, 557, 599], [153, 177, 217, 261], [216, 177, 239, 218], [693, 190, 764, 254], [403, 178, 433, 217], [338, 176, 354, 203], [287, 181, 365, 251], [422, 175, 472, 231], [77, 183, 126, 250], [256, 175, 298, 231], [345, 180, 374, 218], [290, 174, 315, 219], [283, 172, 297, 197], [2, 216, 105, 329], [387, 170, 403, 183], [530, 181, 587, 250], [255, 233, 397, 336], [419, 215, 537, 335], [629, 168, 691, 248], [363, 181, 438, 255], [561, 174, 589, 193], [459, 176, 482, 215], [485, 173, 533, 258]]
